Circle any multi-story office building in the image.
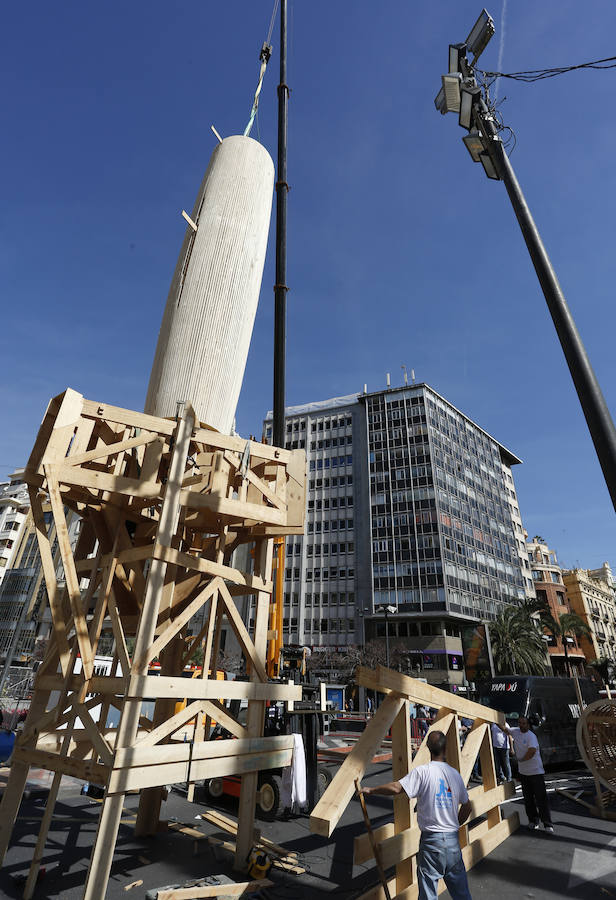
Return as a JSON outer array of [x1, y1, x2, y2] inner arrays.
[[0, 474, 82, 676], [263, 383, 533, 689], [0, 471, 30, 588], [526, 536, 585, 676], [563, 566, 616, 667]]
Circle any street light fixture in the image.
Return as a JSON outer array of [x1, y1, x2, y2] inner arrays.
[[465, 8, 495, 63], [462, 129, 485, 162], [434, 9, 616, 515]]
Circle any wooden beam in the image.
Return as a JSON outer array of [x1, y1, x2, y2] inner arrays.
[[153, 544, 271, 593], [357, 667, 506, 726], [62, 431, 160, 468], [155, 880, 274, 900], [217, 581, 268, 682], [235, 537, 273, 869], [126, 675, 301, 702], [14, 748, 108, 783], [310, 692, 406, 838], [134, 577, 221, 670], [45, 466, 94, 680], [108, 747, 293, 794], [114, 734, 294, 770], [83, 406, 196, 900]]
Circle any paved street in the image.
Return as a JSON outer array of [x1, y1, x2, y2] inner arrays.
[[0, 763, 614, 899]]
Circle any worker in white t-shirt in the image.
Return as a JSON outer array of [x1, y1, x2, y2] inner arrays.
[[360, 731, 472, 900], [503, 715, 553, 833]]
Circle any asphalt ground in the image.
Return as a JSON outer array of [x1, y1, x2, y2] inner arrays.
[[0, 763, 615, 899]]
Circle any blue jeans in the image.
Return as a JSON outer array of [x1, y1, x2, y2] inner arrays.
[[493, 747, 511, 782], [417, 831, 472, 900]]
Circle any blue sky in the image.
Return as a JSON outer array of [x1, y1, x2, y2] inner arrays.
[[1, 1, 615, 569]]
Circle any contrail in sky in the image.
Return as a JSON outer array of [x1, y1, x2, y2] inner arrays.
[[495, 0, 508, 101]]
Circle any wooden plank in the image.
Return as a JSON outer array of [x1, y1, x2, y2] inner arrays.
[[45, 467, 94, 680], [14, 748, 108, 783], [108, 748, 293, 794], [459, 723, 488, 785], [126, 676, 301, 702], [310, 692, 406, 838], [235, 537, 273, 870], [391, 701, 413, 894], [135, 701, 208, 748], [63, 431, 159, 468], [81, 399, 176, 436], [27, 487, 71, 676], [180, 489, 286, 527], [83, 406, 196, 900], [223, 450, 285, 510], [135, 577, 221, 670], [155, 880, 273, 900], [201, 700, 247, 739], [192, 427, 291, 464], [217, 581, 268, 682], [357, 667, 506, 726], [114, 734, 294, 769], [54, 464, 161, 500], [153, 544, 271, 593]]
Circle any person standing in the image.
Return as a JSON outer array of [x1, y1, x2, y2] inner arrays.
[[490, 721, 511, 783], [360, 731, 472, 900], [504, 716, 552, 832]]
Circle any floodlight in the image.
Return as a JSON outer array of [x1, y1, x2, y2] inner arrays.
[[441, 73, 462, 113], [462, 130, 485, 162], [434, 86, 447, 115], [479, 150, 500, 180], [465, 8, 495, 63], [449, 43, 467, 74], [459, 84, 481, 129]]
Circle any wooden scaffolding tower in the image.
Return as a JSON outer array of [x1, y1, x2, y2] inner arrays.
[[0, 388, 305, 900], [310, 666, 519, 900]]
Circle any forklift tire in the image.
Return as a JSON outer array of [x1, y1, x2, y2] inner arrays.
[[203, 777, 224, 801], [257, 774, 282, 821], [317, 764, 333, 798]]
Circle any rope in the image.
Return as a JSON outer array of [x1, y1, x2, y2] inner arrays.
[[243, 0, 279, 137], [244, 44, 271, 137]]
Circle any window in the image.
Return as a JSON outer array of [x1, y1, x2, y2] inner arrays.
[[550, 571, 561, 584]]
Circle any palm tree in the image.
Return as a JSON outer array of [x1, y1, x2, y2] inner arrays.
[[489, 606, 548, 676], [539, 611, 591, 676], [587, 655, 615, 690]]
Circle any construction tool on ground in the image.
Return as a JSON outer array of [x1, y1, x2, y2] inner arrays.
[[354, 778, 392, 900]]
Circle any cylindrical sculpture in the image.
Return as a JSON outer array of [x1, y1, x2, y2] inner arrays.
[[145, 135, 274, 433]]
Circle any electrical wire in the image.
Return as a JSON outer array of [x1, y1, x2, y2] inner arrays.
[[478, 53, 616, 83]]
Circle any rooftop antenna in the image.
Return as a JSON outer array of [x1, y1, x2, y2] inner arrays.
[[411, 369, 416, 384], [386, 372, 391, 387], [401, 365, 408, 385]]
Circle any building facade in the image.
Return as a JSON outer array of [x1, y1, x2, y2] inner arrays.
[[0, 471, 30, 588], [263, 383, 533, 689], [526, 536, 585, 676], [563, 566, 616, 667]]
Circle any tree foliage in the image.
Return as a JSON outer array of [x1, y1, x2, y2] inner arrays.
[[489, 605, 548, 676]]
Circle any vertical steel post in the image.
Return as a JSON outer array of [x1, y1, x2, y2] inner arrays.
[[273, 0, 288, 449]]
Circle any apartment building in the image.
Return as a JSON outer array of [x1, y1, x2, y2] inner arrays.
[[526, 536, 585, 675], [262, 382, 533, 690]]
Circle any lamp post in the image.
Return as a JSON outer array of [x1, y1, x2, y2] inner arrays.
[[376, 604, 397, 668], [435, 9, 616, 515]]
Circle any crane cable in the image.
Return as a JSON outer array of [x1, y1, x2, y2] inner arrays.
[[243, 0, 279, 137]]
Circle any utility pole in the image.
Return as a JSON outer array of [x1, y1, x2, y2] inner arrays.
[[273, 0, 289, 449], [436, 9, 616, 514]]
